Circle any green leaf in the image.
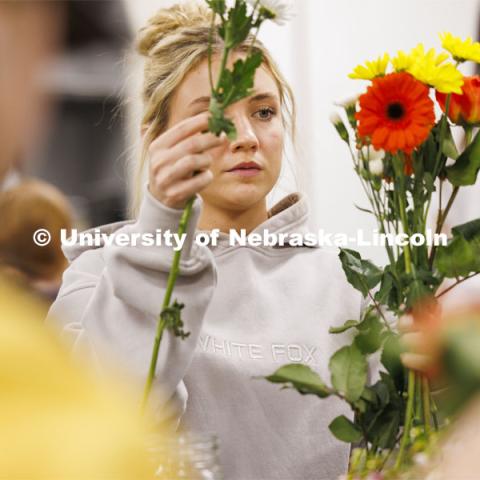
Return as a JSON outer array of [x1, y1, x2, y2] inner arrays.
[[161, 299, 190, 340], [205, 0, 226, 15], [368, 408, 401, 449], [442, 124, 459, 160], [381, 333, 405, 392], [435, 219, 480, 278], [354, 313, 384, 354], [219, 53, 263, 108], [354, 203, 374, 215], [446, 128, 480, 186], [374, 268, 401, 312], [226, 0, 252, 47], [264, 364, 331, 398], [329, 344, 368, 403], [405, 279, 431, 307], [329, 319, 360, 334], [339, 248, 383, 298], [452, 218, 480, 240], [422, 125, 441, 174], [328, 415, 363, 443]]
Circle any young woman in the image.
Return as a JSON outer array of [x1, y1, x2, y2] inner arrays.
[[48, 3, 370, 479]]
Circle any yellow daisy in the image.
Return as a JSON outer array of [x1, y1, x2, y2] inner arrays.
[[410, 43, 449, 66], [391, 50, 414, 72], [440, 32, 480, 63], [348, 53, 390, 80], [408, 58, 464, 94]]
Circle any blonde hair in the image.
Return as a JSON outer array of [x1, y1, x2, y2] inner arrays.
[[131, 1, 296, 216]]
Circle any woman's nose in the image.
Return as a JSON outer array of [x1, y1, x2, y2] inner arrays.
[[229, 115, 259, 153]]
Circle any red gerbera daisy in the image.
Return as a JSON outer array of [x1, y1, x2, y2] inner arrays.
[[356, 72, 436, 154]]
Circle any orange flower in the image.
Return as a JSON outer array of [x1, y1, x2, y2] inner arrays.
[[436, 75, 480, 126], [356, 72, 436, 154]]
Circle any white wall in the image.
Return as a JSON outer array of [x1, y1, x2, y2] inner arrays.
[[124, 0, 480, 264]]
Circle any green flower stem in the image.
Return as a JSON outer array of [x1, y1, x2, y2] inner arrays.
[[423, 94, 452, 226], [393, 155, 413, 276], [429, 125, 473, 268], [394, 369, 416, 471], [422, 376, 432, 438], [141, 196, 196, 412], [432, 94, 452, 178]]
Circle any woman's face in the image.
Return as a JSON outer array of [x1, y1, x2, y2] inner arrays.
[[167, 53, 284, 211]]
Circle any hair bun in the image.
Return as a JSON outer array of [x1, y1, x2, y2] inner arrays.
[[136, 2, 212, 57]]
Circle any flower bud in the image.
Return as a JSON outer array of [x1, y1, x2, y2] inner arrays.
[[436, 75, 480, 126], [369, 158, 384, 176], [330, 112, 349, 143]]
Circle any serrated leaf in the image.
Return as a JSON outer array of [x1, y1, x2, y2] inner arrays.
[[446, 128, 480, 186], [329, 344, 368, 403], [226, 0, 252, 47], [339, 248, 383, 298], [329, 415, 363, 443], [160, 299, 190, 340], [264, 364, 331, 398], [205, 0, 226, 15]]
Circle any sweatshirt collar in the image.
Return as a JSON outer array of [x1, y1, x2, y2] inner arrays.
[[196, 191, 312, 251]]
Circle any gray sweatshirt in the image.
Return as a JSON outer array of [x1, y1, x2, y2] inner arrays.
[[48, 186, 368, 480]]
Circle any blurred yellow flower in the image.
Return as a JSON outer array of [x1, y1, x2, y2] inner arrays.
[[391, 50, 414, 72], [348, 53, 390, 80], [440, 32, 480, 63], [0, 277, 175, 480], [408, 58, 464, 94]]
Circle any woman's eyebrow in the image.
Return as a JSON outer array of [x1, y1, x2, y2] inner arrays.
[[188, 91, 279, 107], [189, 96, 210, 106], [247, 92, 279, 103]]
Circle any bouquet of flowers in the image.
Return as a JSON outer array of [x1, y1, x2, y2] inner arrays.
[[265, 33, 480, 478]]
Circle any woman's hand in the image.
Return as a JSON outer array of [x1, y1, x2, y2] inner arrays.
[[399, 300, 443, 376], [148, 112, 228, 210], [398, 313, 433, 373]]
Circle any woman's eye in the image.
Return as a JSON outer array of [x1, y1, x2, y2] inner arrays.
[[253, 107, 276, 121]]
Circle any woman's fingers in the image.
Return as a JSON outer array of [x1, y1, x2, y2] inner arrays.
[[170, 153, 212, 179], [400, 352, 432, 373], [165, 130, 227, 163], [398, 313, 416, 333], [400, 332, 424, 351], [149, 132, 226, 176], [150, 112, 210, 150], [162, 170, 213, 207], [147, 112, 228, 209]]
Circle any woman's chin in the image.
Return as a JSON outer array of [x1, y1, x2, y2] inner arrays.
[[201, 183, 270, 211]]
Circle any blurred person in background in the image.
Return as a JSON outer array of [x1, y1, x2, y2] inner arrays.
[[0, 1, 63, 191], [0, 179, 73, 303], [0, 2, 169, 478]]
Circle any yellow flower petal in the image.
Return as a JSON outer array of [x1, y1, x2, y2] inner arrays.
[[392, 50, 414, 72], [408, 59, 464, 94], [440, 31, 480, 63], [410, 43, 449, 66], [348, 53, 390, 80]]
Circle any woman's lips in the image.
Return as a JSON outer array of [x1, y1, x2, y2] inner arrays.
[[226, 167, 262, 177]]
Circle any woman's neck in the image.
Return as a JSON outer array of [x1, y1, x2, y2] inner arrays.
[[198, 199, 269, 234]]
